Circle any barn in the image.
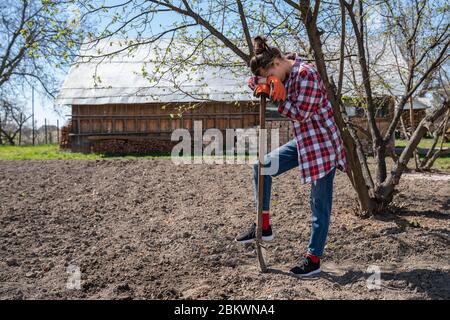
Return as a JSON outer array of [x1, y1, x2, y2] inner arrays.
[[55, 38, 294, 154]]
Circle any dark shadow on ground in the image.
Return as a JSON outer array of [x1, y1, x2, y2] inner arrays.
[[267, 267, 450, 299], [370, 209, 450, 237]]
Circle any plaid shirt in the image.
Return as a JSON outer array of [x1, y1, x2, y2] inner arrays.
[[248, 53, 347, 184]]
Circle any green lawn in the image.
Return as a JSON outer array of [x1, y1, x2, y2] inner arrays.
[[395, 138, 450, 149], [0, 144, 256, 161], [395, 138, 450, 171], [432, 157, 450, 170], [0, 144, 173, 160]]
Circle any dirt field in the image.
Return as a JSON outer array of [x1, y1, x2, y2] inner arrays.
[[0, 159, 449, 300]]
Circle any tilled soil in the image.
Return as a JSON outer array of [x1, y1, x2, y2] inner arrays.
[[0, 159, 449, 300]]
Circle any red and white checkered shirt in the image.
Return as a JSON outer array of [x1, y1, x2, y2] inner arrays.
[[248, 53, 347, 184]]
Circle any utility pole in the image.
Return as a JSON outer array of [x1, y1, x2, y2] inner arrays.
[[19, 113, 22, 145], [45, 118, 48, 144], [32, 86, 35, 146]]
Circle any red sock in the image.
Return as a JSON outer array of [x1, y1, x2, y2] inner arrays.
[[262, 211, 270, 230], [306, 253, 320, 264]]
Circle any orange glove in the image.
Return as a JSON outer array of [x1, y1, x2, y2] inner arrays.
[[266, 76, 286, 102], [253, 83, 270, 98]]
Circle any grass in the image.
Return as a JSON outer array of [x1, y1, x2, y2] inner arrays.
[[395, 138, 450, 149], [432, 157, 450, 171], [0, 144, 258, 162], [395, 138, 450, 171], [0, 144, 169, 160]]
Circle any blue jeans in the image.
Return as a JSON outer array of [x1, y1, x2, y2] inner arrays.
[[252, 138, 336, 257]]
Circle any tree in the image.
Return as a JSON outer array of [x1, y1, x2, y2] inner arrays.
[[0, 97, 31, 145], [0, 0, 85, 97]]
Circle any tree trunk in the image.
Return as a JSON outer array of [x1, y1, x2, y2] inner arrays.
[[345, 144, 378, 214], [299, 2, 376, 215], [374, 140, 387, 183]]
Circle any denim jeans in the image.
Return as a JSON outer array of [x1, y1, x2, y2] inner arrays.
[[252, 138, 336, 257]]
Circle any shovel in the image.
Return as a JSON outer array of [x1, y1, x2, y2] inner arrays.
[[253, 83, 272, 273]]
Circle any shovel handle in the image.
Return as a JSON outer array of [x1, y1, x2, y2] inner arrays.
[[255, 93, 268, 273]]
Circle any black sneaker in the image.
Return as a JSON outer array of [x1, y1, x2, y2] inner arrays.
[[290, 255, 321, 277], [235, 223, 274, 244]]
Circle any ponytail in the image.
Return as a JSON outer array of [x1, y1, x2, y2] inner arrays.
[[249, 35, 282, 76]]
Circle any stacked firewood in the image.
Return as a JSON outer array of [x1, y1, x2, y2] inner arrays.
[[91, 139, 178, 154], [59, 122, 72, 150]]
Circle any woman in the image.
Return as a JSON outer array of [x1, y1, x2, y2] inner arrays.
[[235, 35, 347, 277]]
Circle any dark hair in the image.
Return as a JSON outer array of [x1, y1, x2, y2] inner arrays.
[[249, 35, 282, 76]]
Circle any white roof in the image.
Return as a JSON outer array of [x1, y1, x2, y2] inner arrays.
[[55, 38, 255, 105]]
